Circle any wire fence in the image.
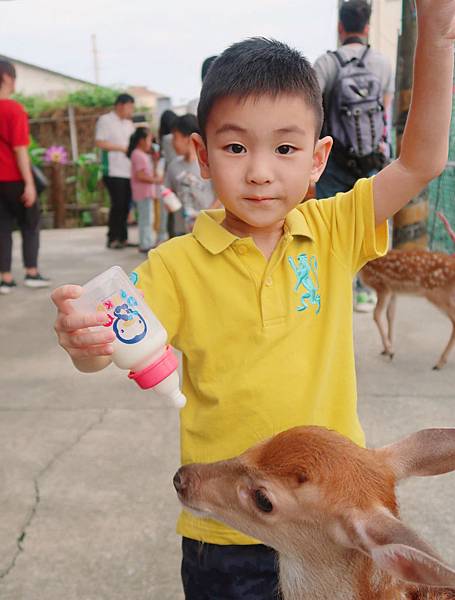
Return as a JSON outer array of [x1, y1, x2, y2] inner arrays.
[[428, 65, 455, 254]]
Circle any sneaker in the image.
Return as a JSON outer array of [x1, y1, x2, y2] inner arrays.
[[0, 279, 17, 295], [107, 240, 124, 249], [354, 291, 375, 313], [24, 273, 51, 288], [139, 247, 153, 254]]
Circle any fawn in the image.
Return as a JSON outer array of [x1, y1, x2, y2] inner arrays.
[[174, 425, 455, 600], [360, 248, 455, 369]]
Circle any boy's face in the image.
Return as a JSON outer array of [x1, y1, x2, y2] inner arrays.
[[172, 130, 192, 157], [193, 94, 331, 232]]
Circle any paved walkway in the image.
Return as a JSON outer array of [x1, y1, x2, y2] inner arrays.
[[0, 226, 454, 600]]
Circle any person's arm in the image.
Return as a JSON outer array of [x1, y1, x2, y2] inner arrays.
[[14, 146, 36, 207], [135, 169, 161, 184], [95, 115, 127, 153], [373, 0, 455, 226], [95, 140, 127, 153]]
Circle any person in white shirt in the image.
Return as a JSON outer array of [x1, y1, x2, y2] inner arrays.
[[95, 93, 135, 249]]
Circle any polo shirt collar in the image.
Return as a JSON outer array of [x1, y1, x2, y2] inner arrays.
[[193, 207, 314, 255], [193, 210, 237, 254], [284, 206, 314, 240]]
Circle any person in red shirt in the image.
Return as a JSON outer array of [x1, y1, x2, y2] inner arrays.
[[0, 59, 50, 294]]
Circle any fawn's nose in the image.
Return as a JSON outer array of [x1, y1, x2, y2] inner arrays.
[[173, 467, 188, 495]]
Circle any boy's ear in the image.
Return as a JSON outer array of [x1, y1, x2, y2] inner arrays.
[[310, 136, 333, 185], [191, 133, 211, 179]]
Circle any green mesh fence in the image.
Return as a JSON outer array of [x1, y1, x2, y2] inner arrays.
[[428, 64, 455, 254], [428, 167, 455, 253]]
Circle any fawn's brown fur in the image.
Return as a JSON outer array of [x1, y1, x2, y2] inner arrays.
[[175, 426, 455, 600]]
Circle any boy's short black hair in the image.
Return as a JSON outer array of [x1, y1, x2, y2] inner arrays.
[[197, 38, 323, 142], [172, 114, 200, 137], [201, 55, 217, 82], [115, 93, 135, 105], [339, 0, 372, 33]]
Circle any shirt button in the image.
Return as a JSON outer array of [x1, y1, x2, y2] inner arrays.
[[237, 245, 247, 255], [265, 277, 273, 287]]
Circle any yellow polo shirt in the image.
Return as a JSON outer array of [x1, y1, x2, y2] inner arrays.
[[133, 177, 388, 545]]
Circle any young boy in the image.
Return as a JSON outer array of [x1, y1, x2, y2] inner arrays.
[[52, 3, 454, 597], [165, 113, 216, 236]]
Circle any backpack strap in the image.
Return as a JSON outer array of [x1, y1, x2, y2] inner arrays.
[[358, 44, 371, 67], [328, 44, 371, 69]]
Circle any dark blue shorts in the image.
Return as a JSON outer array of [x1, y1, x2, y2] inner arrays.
[[181, 537, 282, 600]]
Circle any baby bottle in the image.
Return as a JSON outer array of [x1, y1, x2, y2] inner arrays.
[[73, 266, 186, 408], [161, 186, 182, 213]]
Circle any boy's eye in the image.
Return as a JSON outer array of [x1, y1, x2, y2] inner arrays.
[[276, 145, 295, 155], [226, 143, 246, 154]]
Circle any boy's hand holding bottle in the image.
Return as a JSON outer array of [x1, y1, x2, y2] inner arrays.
[[52, 268, 186, 407], [52, 285, 115, 372]]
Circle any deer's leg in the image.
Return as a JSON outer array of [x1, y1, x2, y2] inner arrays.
[[373, 289, 394, 358], [386, 293, 397, 352], [433, 318, 455, 370]]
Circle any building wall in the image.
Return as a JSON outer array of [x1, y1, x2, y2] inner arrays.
[[369, 0, 401, 75], [13, 62, 94, 98]]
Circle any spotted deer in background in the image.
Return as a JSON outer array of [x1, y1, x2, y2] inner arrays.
[[360, 234, 455, 369]]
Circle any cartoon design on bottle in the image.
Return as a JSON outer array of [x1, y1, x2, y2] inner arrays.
[[73, 266, 186, 408], [288, 253, 321, 314], [112, 303, 148, 345]]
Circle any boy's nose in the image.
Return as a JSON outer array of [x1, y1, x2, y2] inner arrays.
[[246, 159, 273, 185]]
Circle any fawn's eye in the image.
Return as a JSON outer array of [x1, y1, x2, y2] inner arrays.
[[297, 473, 308, 485], [254, 489, 273, 513]]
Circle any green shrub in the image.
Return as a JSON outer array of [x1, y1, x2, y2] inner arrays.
[[12, 86, 120, 118]]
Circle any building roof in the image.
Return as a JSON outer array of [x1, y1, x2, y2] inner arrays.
[[0, 53, 95, 86], [127, 85, 170, 100]]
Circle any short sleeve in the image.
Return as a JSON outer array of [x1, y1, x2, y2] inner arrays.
[[95, 115, 109, 142], [10, 103, 29, 148], [383, 59, 394, 95], [131, 250, 182, 346], [131, 150, 148, 175], [316, 177, 389, 275], [313, 53, 337, 96]]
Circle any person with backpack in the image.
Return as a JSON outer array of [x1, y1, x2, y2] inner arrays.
[[314, 0, 393, 312]]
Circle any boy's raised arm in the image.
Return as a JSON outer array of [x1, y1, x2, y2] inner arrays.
[[373, 0, 455, 226]]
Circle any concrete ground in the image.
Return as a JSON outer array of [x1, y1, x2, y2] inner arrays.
[[0, 226, 454, 600]]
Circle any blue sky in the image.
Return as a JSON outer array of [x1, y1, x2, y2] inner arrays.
[[0, 0, 338, 104]]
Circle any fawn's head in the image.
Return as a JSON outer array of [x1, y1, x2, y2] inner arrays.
[[174, 426, 455, 590]]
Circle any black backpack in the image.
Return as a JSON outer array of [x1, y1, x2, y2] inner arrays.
[[322, 45, 387, 178]]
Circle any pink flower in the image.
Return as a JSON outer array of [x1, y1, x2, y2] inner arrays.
[[44, 145, 68, 164]]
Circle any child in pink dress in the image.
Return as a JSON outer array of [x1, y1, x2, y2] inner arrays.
[[127, 128, 160, 252]]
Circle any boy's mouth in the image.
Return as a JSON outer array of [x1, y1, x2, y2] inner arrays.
[[244, 196, 276, 202]]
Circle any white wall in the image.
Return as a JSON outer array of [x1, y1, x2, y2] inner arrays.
[[13, 62, 94, 98], [369, 0, 401, 74]]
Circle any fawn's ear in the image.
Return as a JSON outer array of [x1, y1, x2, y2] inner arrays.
[[332, 508, 455, 588], [375, 428, 455, 481]]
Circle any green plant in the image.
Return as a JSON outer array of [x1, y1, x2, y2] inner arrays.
[[75, 152, 102, 206], [67, 87, 120, 108], [28, 136, 46, 166], [13, 86, 120, 118]]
